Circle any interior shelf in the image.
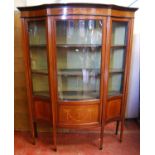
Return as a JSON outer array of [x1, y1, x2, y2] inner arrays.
[[108, 91, 122, 96], [33, 91, 50, 97], [29, 44, 47, 48], [58, 68, 100, 77], [59, 92, 99, 100], [33, 91, 99, 100], [32, 69, 48, 75], [58, 68, 100, 71], [111, 45, 126, 49], [57, 68, 123, 76], [109, 68, 124, 74], [56, 44, 102, 48], [59, 95, 98, 100], [59, 90, 99, 93]]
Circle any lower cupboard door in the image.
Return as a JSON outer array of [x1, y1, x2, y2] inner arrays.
[[58, 104, 99, 126], [106, 97, 122, 121], [34, 100, 51, 122]]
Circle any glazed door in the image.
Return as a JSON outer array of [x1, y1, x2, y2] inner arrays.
[[108, 21, 128, 96], [56, 19, 102, 101], [27, 20, 50, 98], [26, 19, 53, 122], [54, 17, 105, 126], [106, 18, 131, 121]]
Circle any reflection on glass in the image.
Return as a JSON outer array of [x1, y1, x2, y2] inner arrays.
[[28, 21, 49, 97], [110, 48, 125, 70], [56, 20, 102, 45], [112, 22, 127, 46], [108, 74, 123, 96], [30, 48, 48, 72], [108, 21, 128, 96], [29, 21, 46, 45], [56, 20, 102, 100]]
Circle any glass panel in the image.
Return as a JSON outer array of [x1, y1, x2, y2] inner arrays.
[[108, 74, 123, 96], [108, 21, 128, 96], [30, 47, 48, 72], [110, 48, 125, 71], [28, 21, 49, 97], [32, 74, 49, 97], [29, 21, 46, 45], [56, 20, 102, 101], [56, 20, 102, 45], [112, 22, 128, 46]]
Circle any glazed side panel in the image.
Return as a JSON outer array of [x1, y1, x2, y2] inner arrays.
[[105, 18, 134, 123]]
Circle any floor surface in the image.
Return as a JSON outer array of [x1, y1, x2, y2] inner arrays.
[[14, 120, 140, 155]]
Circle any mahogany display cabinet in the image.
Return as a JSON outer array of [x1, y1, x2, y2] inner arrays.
[[18, 3, 138, 151]]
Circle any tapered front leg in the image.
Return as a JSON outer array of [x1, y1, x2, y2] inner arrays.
[[31, 123, 36, 145], [53, 129, 57, 151], [33, 122, 38, 138], [99, 125, 105, 150], [115, 121, 119, 135], [120, 120, 124, 142]]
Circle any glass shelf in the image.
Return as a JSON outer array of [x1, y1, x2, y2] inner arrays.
[[59, 91, 99, 101], [111, 45, 126, 49], [58, 68, 100, 77], [110, 68, 124, 74], [56, 44, 102, 48], [31, 69, 48, 75], [29, 44, 47, 48], [108, 91, 122, 97], [33, 91, 50, 98]]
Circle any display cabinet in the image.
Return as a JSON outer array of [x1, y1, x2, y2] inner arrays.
[[18, 3, 137, 151]]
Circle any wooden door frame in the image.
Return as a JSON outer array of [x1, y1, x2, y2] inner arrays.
[[50, 15, 107, 126]]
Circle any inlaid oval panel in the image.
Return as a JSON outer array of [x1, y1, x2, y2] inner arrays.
[[58, 104, 99, 125]]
